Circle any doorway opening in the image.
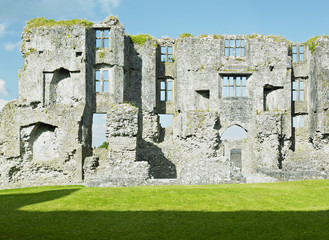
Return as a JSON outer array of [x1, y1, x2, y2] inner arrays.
[[230, 149, 242, 169], [92, 113, 107, 148]]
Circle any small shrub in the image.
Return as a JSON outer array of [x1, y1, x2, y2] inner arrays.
[[306, 36, 320, 54], [98, 141, 109, 149], [129, 34, 156, 46], [179, 33, 194, 38]]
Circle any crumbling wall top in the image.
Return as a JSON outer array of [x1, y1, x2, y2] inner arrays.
[[93, 16, 124, 29], [23, 17, 94, 34]]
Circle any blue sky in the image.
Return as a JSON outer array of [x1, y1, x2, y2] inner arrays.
[[0, 0, 328, 145]]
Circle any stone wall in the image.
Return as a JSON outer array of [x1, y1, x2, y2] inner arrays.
[[0, 17, 328, 188]]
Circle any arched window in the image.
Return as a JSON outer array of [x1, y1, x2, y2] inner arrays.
[[221, 125, 247, 140]]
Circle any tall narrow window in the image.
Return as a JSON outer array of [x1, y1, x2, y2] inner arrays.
[[222, 76, 247, 97], [96, 29, 110, 49], [161, 46, 173, 62], [95, 69, 109, 93], [225, 39, 245, 57], [292, 44, 305, 62], [292, 80, 305, 101], [159, 79, 174, 101]]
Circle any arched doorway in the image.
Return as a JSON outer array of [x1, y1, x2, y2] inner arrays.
[[220, 125, 248, 170]]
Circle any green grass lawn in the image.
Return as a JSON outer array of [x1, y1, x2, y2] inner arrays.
[[0, 180, 328, 240]]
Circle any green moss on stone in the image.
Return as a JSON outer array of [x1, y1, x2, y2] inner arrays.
[[24, 17, 94, 33], [267, 35, 287, 43], [198, 34, 209, 38], [99, 52, 104, 58], [129, 34, 156, 46], [306, 36, 320, 54], [179, 33, 194, 38], [248, 34, 262, 39], [24, 48, 36, 57]]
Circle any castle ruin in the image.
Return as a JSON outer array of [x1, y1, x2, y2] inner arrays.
[[0, 16, 328, 188]]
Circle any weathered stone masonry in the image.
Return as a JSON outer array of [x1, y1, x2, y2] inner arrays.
[[0, 16, 328, 188]]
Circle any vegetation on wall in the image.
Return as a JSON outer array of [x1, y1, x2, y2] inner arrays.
[[179, 33, 194, 38], [24, 17, 94, 33], [306, 36, 320, 54], [129, 34, 156, 46], [98, 141, 109, 149], [197, 34, 223, 39]]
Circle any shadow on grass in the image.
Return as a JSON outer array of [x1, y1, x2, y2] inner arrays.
[[0, 188, 328, 240]]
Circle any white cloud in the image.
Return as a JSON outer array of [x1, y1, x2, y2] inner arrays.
[[0, 99, 9, 112], [97, 0, 121, 13], [0, 23, 5, 37], [4, 41, 20, 51], [0, 79, 8, 97]]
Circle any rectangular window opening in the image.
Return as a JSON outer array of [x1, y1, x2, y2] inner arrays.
[[292, 80, 305, 101], [292, 44, 305, 62], [293, 115, 306, 128], [96, 29, 110, 49], [160, 46, 173, 63], [222, 75, 247, 98], [299, 54, 304, 61], [292, 45, 297, 53], [225, 39, 245, 57], [160, 91, 166, 101], [230, 48, 234, 56], [158, 114, 173, 128], [293, 90, 297, 101], [95, 69, 109, 93], [103, 70, 109, 80], [104, 38, 109, 48], [293, 116, 297, 128], [167, 91, 173, 101], [225, 48, 229, 56], [103, 81, 109, 93], [292, 54, 297, 62], [159, 79, 174, 102], [95, 81, 101, 93], [300, 90, 304, 101], [96, 39, 101, 49]]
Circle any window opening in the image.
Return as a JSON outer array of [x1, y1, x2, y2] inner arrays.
[[161, 46, 173, 62], [293, 115, 305, 128], [292, 44, 305, 62], [92, 114, 107, 148], [222, 76, 247, 97], [221, 125, 247, 140], [96, 29, 110, 49], [225, 39, 245, 57], [292, 80, 304, 101], [196, 90, 210, 99], [159, 79, 174, 102], [158, 114, 173, 128], [95, 69, 109, 93]]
